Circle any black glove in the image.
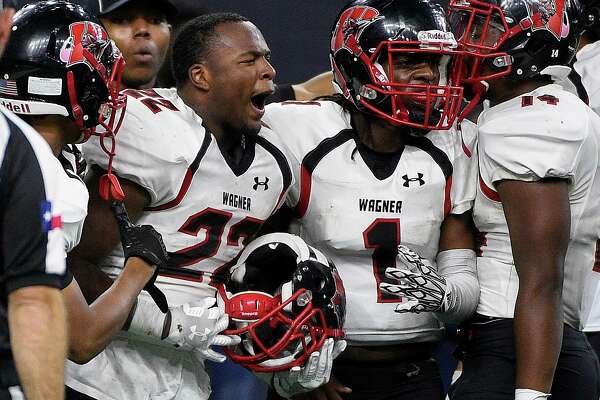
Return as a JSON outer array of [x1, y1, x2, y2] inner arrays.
[[112, 201, 169, 313]]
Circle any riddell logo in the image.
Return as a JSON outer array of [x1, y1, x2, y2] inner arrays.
[[0, 101, 31, 114], [241, 311, 259, 317], [417, 30, 457, 48]]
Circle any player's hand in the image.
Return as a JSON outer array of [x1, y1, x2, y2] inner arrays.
[[273, 339, 347, 398], [163, 295, 241, 363], [113, 202, 168, 269], [379, 245, 448, 313]]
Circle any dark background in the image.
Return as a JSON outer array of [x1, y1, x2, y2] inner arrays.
[[193, 0, 346, 84]]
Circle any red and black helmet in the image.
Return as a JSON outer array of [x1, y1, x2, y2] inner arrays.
[[219, 233, 345, 373], [330, 0, 465, 131], [0, 0, 126, 143], [448, 0, 584, 82]]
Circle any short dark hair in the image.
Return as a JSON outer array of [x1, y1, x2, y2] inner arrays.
[[171, 12, 249, 88]]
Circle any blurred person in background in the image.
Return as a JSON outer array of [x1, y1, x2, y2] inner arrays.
[[94, 0, 175, 89]]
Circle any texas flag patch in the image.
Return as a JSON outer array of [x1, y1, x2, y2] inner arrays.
[[40, 200, 62, 233]]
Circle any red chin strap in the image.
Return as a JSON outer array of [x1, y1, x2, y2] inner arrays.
[[219, 285, 344, 373], [66, 50, 127, 202]]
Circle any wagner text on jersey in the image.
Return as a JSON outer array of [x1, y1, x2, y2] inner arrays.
[[358, 198, 402, 213]]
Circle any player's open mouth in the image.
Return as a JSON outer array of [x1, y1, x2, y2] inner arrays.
[[250, 92, 271, 111]]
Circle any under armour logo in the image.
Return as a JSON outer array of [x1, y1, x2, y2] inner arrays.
[[188, 324, 210, 342], [402, 173, 425, 187], [253, 177, 269, 191]]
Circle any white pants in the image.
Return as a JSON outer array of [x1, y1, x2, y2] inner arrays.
[[66, 334, 210, 400], [65, 277, 218, 400]]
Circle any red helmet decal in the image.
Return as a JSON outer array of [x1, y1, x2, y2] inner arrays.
[[226, 291, 279, 322], [60, 21, 110, 70], [524, 0, 569, 39], [332, 269, 345, 307], [331, 6, 381, 55]]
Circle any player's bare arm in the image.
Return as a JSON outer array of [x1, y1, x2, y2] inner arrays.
[[439, 211, 475, 252], [496, 178, 570, 393], [68, 169, 151, 303], [291, 71, 335, 101], [64, 257, 155, 364], [9, 286, 67, 400]]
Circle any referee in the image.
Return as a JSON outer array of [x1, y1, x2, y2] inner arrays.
[[0, 4, 68, 400]]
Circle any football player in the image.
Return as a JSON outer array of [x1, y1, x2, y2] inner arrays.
[[261, 0, 480, 399], [574, 0, 600, 115], [0, 0, 223, 374], [64, 12, 303, 400], [573, 0, 600, 360], [0, 0, 158, 360], [0, 4, 67, 399], [93, 0, 175, 89], [447, 0, 600, 399]]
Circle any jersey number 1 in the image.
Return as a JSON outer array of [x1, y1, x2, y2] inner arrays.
[[363, 219, 402, 303]]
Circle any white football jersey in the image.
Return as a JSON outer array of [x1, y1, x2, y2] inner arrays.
[[71, 88, 293, 400], [263, 100, 475, 345], [574, 41, 600, 116], [56, 145, 88, 252], [473, 84, 600, 330], [574, 44, 600, 332]]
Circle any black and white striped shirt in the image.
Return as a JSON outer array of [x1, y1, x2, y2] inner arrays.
[[0, 108, 66, 386]]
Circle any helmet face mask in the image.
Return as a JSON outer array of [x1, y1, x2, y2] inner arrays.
[[449, 2, 513, 82], [220, 233, 345, 373], [448, 0, 583, 83], [330, 0, 465, 131], [220, 286, 334, 372]]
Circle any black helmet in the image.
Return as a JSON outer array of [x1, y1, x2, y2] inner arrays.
[[330, 0, 465, 131], [0, 0, 126, 141], [220, 233, 346, 372], [583, 0, 600, 39], [449, 0, 584, 82]]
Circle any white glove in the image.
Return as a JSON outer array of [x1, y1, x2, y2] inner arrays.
[[164, 296, 241, 363], [379, 245, 448, 313], [273, 338, 347, 398], [515, 389, 551, 400]]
